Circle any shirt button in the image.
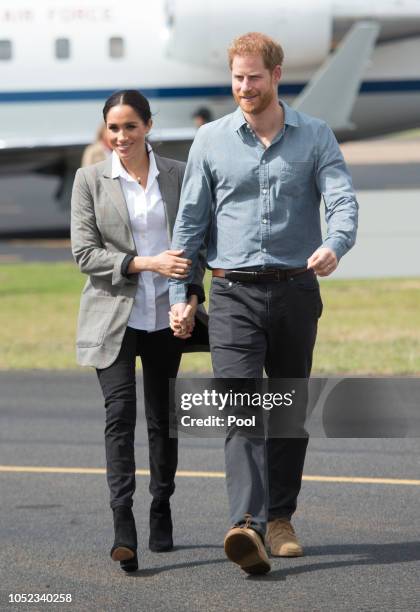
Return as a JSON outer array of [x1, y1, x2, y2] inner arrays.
[[263, 219, 267, 223], [262, 189, 267, 194], [262, 248, 267, 253]]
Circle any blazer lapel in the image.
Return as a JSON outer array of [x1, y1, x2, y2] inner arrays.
[[101, 156, 132, 229], [155, 154, 179, 240]]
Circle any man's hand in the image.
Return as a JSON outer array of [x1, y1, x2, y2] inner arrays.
[[170, 296, 198, 339], [307, 247, 337, 277]]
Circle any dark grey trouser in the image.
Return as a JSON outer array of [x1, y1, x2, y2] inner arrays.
[[208, 270, 322, 535]]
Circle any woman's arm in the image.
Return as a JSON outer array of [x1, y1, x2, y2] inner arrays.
[[71, 168, 192, 285], [127, 251, 191, 278], [71, 168, 132, 286]]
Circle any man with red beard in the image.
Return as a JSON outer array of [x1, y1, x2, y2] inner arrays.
[[169, 32, 358, 574]]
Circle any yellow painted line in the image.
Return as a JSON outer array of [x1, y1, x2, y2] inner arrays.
[[302, 475, 420, 486], [174, 470, 226, 478], [0, 466, 106, 475], [0, 466, 225, 478], [0, 465, 419, 486]]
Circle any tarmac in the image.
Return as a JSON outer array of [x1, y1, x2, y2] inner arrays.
[[1, 371, 419, 612], [1, 137, 419, 610]]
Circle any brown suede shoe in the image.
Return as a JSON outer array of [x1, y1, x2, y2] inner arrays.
[[266, 518, 303, 557], [224, 518, 271, 575]]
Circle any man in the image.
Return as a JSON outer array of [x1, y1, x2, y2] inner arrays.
[[192, 106, 214, 128], [169, 32, 358, 575]]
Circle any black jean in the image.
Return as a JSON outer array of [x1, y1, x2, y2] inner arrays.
[[208, 269, 322, 531], [96, 326, 183, 509]]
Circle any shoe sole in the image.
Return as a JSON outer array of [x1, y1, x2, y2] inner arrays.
[[270, 550, 303, 557], [268, 544, 303, 558], [111, 546, 136, 562], [224, 532, 271, 575]]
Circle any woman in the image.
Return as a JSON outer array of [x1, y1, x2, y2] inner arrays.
[[71, 90, 207, 572], [81, 123, 112, 167]]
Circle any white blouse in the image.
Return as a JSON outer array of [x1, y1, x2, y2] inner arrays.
[[112, 148, 171, 332]]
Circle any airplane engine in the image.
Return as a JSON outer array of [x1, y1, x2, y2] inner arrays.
[[163, 0, 333, 70]]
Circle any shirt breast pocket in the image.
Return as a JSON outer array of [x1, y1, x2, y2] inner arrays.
[[278, 160, 314, 196]]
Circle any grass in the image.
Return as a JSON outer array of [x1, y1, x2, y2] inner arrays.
[[312, 278, 420, 374], [387, 128, 420, 140], [0, 263, 419, 374]]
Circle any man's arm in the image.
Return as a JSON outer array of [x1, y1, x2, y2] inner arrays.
[[312, 123, 358, 274], [175, 160, 207, 305], [169, 127, 213, 306]]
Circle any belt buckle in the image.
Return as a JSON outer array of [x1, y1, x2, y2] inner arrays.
[[261, 269, 281, 282], [227, 270, 257, 282]]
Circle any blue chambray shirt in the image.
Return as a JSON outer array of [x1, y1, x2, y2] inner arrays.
[[169, 100, 358, 305]]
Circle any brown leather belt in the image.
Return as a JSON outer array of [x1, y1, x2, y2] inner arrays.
[[212, 267, 309, 283]]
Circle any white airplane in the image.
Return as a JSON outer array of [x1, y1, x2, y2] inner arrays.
[[1, 0, 420, 206]]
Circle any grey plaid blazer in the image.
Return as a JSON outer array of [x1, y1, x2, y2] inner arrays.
[[71, 153, 208, 369]]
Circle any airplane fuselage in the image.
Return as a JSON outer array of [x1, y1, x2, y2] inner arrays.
[[1, 0, 420, 158]]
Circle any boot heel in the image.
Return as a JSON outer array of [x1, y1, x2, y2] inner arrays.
[[111, 506, 138, 569]]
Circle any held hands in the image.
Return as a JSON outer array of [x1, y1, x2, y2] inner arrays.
[[307, 247, 338, 277], [169, 295, 198, 339]]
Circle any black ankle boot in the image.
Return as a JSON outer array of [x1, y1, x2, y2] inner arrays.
[[110, 506, 138, 571], [120, 553, 138, 573], [149, 499, 173, 552]]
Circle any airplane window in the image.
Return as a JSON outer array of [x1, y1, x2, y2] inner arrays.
[[0, 40, 12, 61], [109, 37, 124, 59], [55, 38, 71, 60]]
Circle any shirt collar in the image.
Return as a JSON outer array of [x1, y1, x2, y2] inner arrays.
[[111, 144, 159, 186], [231, 99, 299, 132]]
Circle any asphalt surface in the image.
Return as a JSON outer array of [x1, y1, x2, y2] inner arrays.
[[1, 372, 419, 612], [0, 174, 67, 235], [0, 239, 73, 263]]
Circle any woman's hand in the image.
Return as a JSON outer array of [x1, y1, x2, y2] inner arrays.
[[129, 250, 191, 278], [150, 249, 192, 278], [169, 295, 198, 339]]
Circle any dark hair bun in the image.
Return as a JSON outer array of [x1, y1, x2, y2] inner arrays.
[[103, 90, 152, 124]]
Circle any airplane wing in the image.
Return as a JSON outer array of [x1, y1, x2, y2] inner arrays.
[[0, 127, 198, 213], [0, 127, 198, 175], [293, 21, 381, 132]]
